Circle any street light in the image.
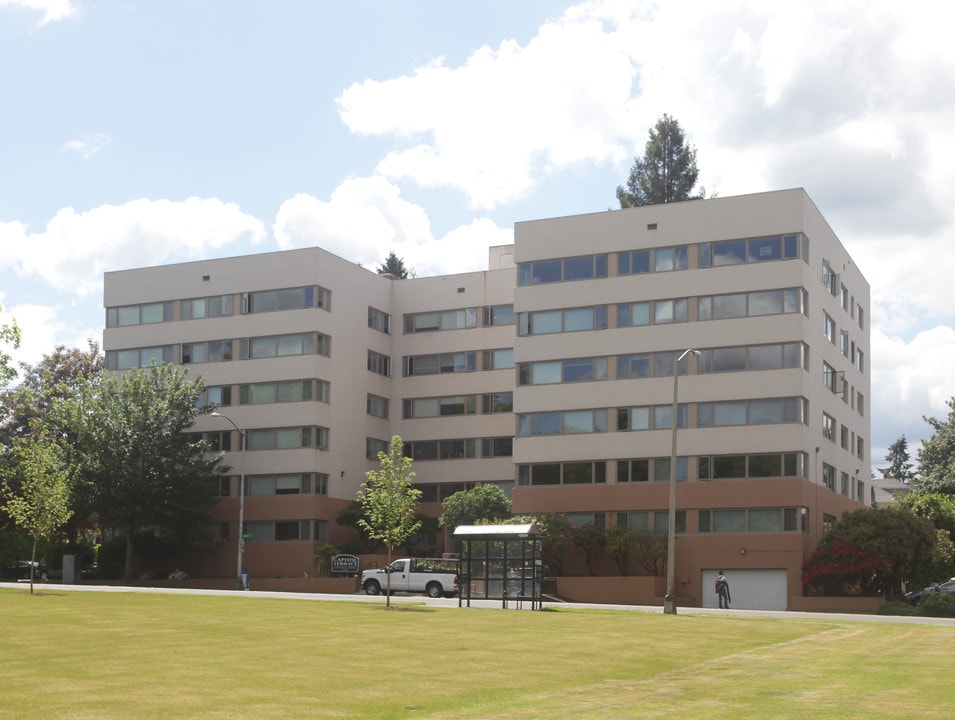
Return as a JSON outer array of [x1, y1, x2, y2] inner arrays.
[[664, 348, 701, 615], [211, 412, 247, 591]]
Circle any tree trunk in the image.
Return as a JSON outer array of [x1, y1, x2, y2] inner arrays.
[[123, 524, 135, 583]]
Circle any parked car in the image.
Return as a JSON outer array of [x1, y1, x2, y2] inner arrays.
[[2, 560, 48, 581], [903, 579, 955, 605]]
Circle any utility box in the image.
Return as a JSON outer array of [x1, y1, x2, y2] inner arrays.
[[62, 555, 81, 584]]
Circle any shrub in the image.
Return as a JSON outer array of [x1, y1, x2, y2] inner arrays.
[[919, 591, 955, 617], [875, 602, 919, 616]]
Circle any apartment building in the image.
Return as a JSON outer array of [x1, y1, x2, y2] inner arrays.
[[102, 188, 869, 608]]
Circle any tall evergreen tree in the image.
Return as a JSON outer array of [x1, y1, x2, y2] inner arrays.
[[377, 251, 410, 279], [881, 435, 915, 484], [617, 114, 704, 208]]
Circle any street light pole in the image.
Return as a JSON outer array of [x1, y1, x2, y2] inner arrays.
[[665, 348, 701, 615], [211, 412, 246, 591]]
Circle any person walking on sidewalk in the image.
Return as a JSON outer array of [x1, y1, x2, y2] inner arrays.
[[716, 570, 731, 608]]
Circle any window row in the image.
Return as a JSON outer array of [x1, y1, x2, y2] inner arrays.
[[198, 379, 329, 407], [402, 393, 514, 418], [516, 234, 807, 288], [107, 333, 330, 370], [243, 426, 329, 451], [403, 348, 514, 376], [244, 519, 327, 543], [517, 461, 608, 485], [247, 473, 329, 497], [698, 508, 808, 533], [107, 286, 330, 328]]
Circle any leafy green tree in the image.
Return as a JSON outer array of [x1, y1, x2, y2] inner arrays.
[[0, 342, 104, 442], [404, 513, 440, 556], [632, 531, 668, 576], [897, 492, 955, 540], [616, 114, 704, 208], [804, 506, 939, 599], [1, 433, 73, 594], [377, 251, 410, 279], [52, 363, 223, 582], [335, 499, 381, 552], [915, 398, 955, 495], [881, 435, 915, 484], [358, 435, 421, 606], [605, 524, 634, 576], [534, 512, 574, 576], [439, 484, 512, 530], [0, 303, 22, 387], [573, 523, 606, 576]]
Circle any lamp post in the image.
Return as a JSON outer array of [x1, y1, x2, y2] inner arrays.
[[664, 348, 701, 615], [211, 412, 247, 590]]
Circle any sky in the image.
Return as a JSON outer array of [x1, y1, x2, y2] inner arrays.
[[1, 0, 954, 471]]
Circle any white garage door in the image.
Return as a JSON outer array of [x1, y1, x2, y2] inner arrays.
[[701, 569, 788, 611]]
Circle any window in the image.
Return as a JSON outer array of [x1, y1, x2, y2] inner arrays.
[[249, 474, 314, 496], [366, 437, 388, 459], [403, 395, 477, 419], [481, 437, 513, 457], [367, 350, 391, 377], [239, 380, 320, 405], [368, 307, 390, 334], [482, 392, 513, 414], [483, 304, 515, 326], [106, 346, 174, 370], [518, 306, 607, 335], [246, 427, 328, 451], [517, 461, 607, 485], [617, 250, 650, 275], [482, 348, 514, 370], [518, 254, 607, 285], [241, 286, 329, 314], [516, 410, 607, 436], [698, 508, 807, 533], [198, 385, 232, 407], [699, 234, 803, 269], [241, 333, 328, 359], [697, 398, 807, 427], [617, 405, 687, 431], [617, 458, 687, 482], [698, 343, 807, 374], [247, 520, 315, 543], [106, 301, 174, 328], [822, 463, 836, 491], [519, 357, 608, 385], [698, 288, 807, 321], [403, 308, 477, 333], [403, 439, 476, 461], [180, 295, 234, 320], [840, 330, 850, 357], [822, 259, 838, 296], [618, 299, 688, 327], [653, 246, 688, 272], [857, 392, 865, 417], [617, 510, 685, 534], [857, 436, 865, 460], [367, 394, 389, 419], [404, 352, 476, 375], [822, 413, 836, 442]]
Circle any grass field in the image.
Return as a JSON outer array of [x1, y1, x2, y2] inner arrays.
[[3, 587, 954, 719]]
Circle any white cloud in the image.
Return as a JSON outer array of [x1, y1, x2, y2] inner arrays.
[[273, 177, 512, 275], [0, 198, 266, 299], [0, 0, 78, 25], [60, 133, 111, 160]]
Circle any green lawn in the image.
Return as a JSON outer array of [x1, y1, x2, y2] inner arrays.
[[3, 587, 953, 719]]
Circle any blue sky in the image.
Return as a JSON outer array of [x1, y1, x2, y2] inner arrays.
[[2, 0, 954, 468]]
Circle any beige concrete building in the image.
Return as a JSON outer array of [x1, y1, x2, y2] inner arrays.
[[103, 188, 869, 609]]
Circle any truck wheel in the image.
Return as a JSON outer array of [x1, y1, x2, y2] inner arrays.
[[364, 580, 381, 595], [426, 582, 442, 598]]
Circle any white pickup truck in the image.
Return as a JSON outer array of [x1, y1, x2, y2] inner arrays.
[[361, 558, 459, 598]]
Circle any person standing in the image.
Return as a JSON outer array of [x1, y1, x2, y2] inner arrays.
[[716, 570, 731, 608]]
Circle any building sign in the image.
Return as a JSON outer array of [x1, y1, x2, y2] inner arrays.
[[331, 554, 359, 574]]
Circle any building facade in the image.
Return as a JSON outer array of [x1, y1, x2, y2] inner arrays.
[[102, 188, 870, 609]]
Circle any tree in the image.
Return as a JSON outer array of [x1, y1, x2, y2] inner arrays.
[[802, 506, 939, 599], [52, 363, 223, 582], [573, 524, 606, 576], [605, 525, 634, 576], [632, 531, 668, 576], [898, 492, 955, 540], [534, 512, 574, 576], [377, 252, 410, 279], [0, 303, 22, 387], [357, 435, 421, 607], [439, 484, 512, 530], [881, 435, 915, 484], [616, 114, 704, 208], [334, 500, 381, 552], [1, 433, 73, 594], [915, 398, 955, 495]]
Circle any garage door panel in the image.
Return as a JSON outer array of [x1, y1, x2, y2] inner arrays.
[[701, 569, 787, 610]]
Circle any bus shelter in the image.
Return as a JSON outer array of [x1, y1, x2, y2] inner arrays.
[[453, 523, 543, 609]]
